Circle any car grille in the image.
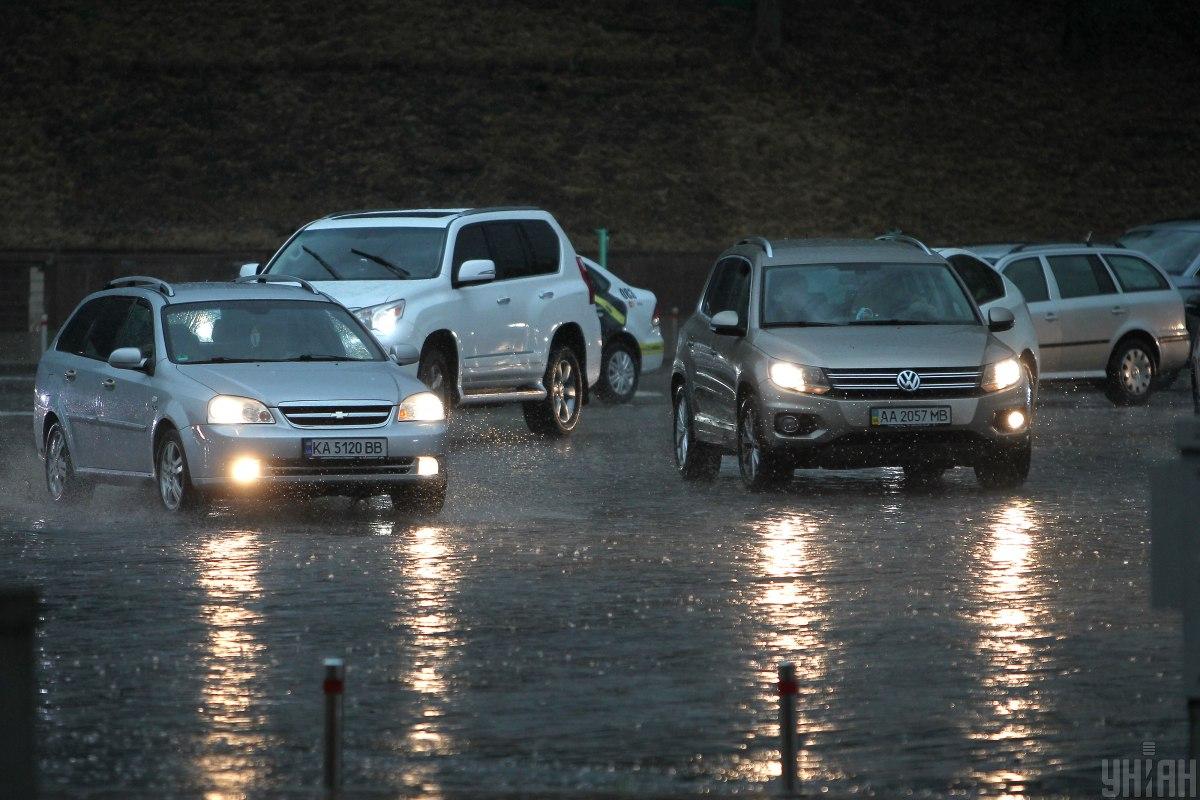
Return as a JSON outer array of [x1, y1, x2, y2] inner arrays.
[[824, 367, 982, 399], [279, 402, 393, 428], [266, 458, 415, 477]]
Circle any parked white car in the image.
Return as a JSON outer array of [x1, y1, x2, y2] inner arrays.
[[986, 243, 1189, 405], [578, 257, 663, 403], [245, 208, 603, 436]]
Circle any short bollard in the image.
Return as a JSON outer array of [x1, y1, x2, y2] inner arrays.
[[0, 586, 40, 800], [777, 662, 799, 796], [323, 658, 345, 792]]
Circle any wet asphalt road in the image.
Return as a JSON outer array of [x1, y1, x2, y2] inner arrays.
[[0, 373, 1192, 798]]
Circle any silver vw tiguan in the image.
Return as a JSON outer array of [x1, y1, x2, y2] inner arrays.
[[671, 238, 1034, 490]]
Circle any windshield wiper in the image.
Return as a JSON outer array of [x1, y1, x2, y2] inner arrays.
[[848, 318, 937, 326], [763, 321, 842, 328], [350, 248, 411, 278], [184, 356, 261, 364], [293, 354, 355, 362], [301, 245, 344, 279]]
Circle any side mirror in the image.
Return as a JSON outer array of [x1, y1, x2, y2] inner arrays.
[[108, 347, 147, 371], [388, 343, 420, 366], [988, 307, 1015, 333], [457, 259, 496, 285], [710, 309, 743, 336], [238, 263, 260, 278]]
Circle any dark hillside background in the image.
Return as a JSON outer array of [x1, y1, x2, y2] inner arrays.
[[3, 0, 1199, 254]]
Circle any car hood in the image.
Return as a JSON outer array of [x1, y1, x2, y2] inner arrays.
[[176, 361, 421, 404], [752, 325, 1013, 368], [306, 279, 428, 310]]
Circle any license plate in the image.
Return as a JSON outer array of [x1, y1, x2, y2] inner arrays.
[[303, 438, 387, 459], [870, 406, 951, 427]]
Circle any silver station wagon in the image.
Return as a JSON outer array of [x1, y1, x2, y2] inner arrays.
[[34, 276, 448, 514], [671, 238, 1034, 491]]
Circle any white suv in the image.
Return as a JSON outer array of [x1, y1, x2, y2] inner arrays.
[[245, 207, 602, 436]]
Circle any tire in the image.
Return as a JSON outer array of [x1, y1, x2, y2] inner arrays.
[[418, 346, 455, 411], [1104, 338, 1155, 406], [736, 394, 792, 492], [902, 464, 945, 485], [974, 437, 1031, 489], [155, 429, 203, 513], [44, 422, 92, 504], [672, 384, 721, 481], [523, 345, 583, 437], [391, 479, 447, 517], [597, 340, 639, 404]]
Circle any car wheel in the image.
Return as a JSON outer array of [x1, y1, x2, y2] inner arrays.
[[597, 340, 639, 404], [156, 430, 202, 513], [391, 479, 447, 517], [44, 422, 92, 504], [974, 437, 1031, 490], [672, 383, 721, 481], [418, 347, 454, 411], [1105, 338, 1155, 406], [737, 394, 792, 492], [902, 464, 945, 485], [523, 345, 583, 437]]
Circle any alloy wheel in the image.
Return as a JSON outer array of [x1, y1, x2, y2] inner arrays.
[[606, 350, 636, 397], [673, 396, 690, 466], [158, 440, 185, 511], [739, 405, 761, 480], [551, 358, 578, 424], [1121, 348, 1152, 396], [46, 428, 68, 500]]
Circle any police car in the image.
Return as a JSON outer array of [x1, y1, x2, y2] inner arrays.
[[579, 257, 664, 403]]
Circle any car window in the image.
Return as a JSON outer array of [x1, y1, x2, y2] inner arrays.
[[111, 299, 156, 360], [1104, 253, 1170, 292], [948, 254, 1005, 305], [1002, 258, 1050, 303], [451, 223, 490, 281], [483, 222, 530, 280], [1046, 254, 1116, 299], [584, 265, 611, 293], [56, 296, 134, 361], [702, 258, 750, 321], [520, 221, 560, 276]]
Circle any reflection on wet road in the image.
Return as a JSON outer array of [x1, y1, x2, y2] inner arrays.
[[0, 381, 1189, 797]]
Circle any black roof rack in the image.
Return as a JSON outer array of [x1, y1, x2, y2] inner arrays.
[[235, 274, 318, 294], [737, 236, 774, 258], [875, 232, 933, 255], [1008, 240, 1124, 253], [328, 210, 462, 220], [454, 206, 542, 218], [106, 276, 175, 297]]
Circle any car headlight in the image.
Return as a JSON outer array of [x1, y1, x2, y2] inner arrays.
[[982, 358, 1023, 392], [208, 395, 274, 424], [769, 361, 830, 395], [397, 391, 444, 422], [355, 300, 405, 336]]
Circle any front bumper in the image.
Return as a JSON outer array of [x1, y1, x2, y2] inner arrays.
[[180, 420, 447, 494], [757, 380, 1031, 469]]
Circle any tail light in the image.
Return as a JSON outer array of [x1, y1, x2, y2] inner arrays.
[[576, 256, 596, 304]]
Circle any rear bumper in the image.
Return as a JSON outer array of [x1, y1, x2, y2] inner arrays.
[[1159, 333, 1191, 372]]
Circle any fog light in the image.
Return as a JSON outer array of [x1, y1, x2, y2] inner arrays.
[[777, 414, 801, 434], [230, 456, 261, 484], [1005, 410, 1027, 431], [416, 456, 440, 476]]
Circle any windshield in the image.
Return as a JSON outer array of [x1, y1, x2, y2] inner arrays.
[[1117, 228, 1200, 275], [761, 262, 979, 327], [265, 226, 445, 281], [163, 300, 385, 364]]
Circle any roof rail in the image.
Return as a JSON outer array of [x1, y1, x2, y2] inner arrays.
[[738, 236, 773, 258], [454, 206, 543, 218], [1009, 240, 1123, 253], [106, 276, 175, 297], [875, 232, 932, 255], [235, 274, 318, 294]]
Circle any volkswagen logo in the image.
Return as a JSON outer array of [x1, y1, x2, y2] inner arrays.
[[896, 370, 921, 392]]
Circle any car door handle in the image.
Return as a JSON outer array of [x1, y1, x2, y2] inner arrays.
[[496, 297, 511, 305], [1111, 305, 1128, 315], [63, 369, 76, 381], [101, 378, 116, 390], [539, 291, 554, 300], [1043, 312, 1058, 322]]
